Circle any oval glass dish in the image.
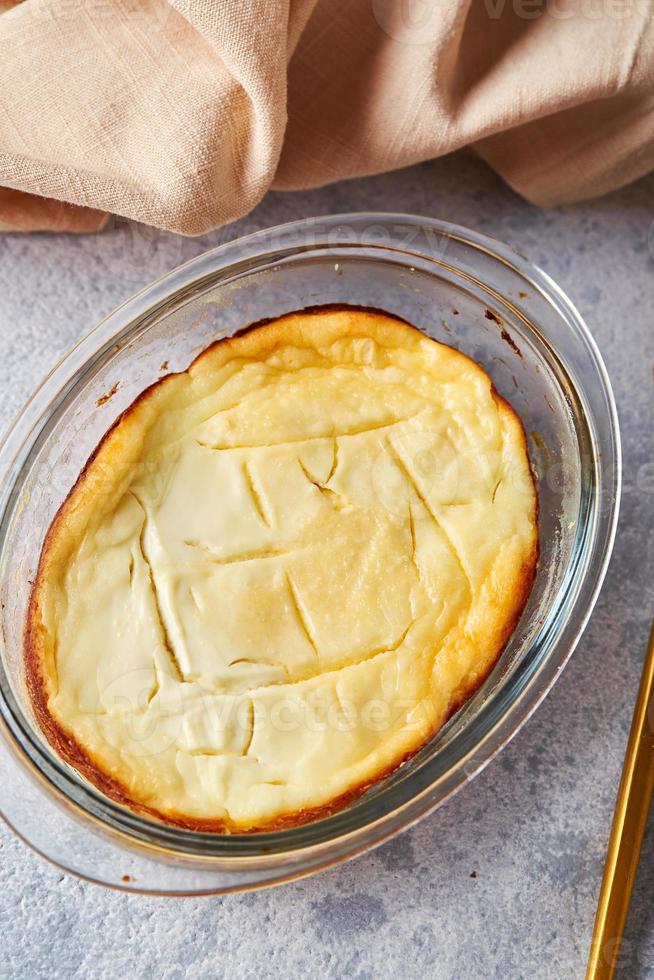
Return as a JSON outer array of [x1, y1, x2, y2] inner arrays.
[[0, 214, 620, 894]]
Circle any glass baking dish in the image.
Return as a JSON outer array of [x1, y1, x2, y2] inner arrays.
[[0, 214, 620, 894]]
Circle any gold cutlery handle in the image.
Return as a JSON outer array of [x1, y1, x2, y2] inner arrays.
[[586, 620, 654, 980]]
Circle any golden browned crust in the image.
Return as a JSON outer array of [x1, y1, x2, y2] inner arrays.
[[24, 305, 539, 834]]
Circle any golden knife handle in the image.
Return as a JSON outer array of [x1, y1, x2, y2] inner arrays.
[[586, 620, 654, 980]]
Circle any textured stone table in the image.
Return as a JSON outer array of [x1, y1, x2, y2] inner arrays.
[[1, 154, 653, 980]]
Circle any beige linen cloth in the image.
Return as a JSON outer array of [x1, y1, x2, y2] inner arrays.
[[0, 0, 653, 234]]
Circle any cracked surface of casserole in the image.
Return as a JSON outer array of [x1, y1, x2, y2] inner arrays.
[[26, 307, 538, 832]]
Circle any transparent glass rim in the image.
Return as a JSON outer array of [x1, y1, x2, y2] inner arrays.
[[0, 213, 621, 870]]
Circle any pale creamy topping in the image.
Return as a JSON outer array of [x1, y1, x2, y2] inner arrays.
[[30, 309, 537, 828]]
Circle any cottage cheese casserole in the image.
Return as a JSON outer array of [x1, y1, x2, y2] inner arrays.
[[26, 307, 538, 832]]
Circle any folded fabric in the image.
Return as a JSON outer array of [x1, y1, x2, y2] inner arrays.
[[0, 0, 652, 234]]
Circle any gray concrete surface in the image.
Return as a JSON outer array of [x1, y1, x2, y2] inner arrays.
[[0, 153, 653, 980]]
